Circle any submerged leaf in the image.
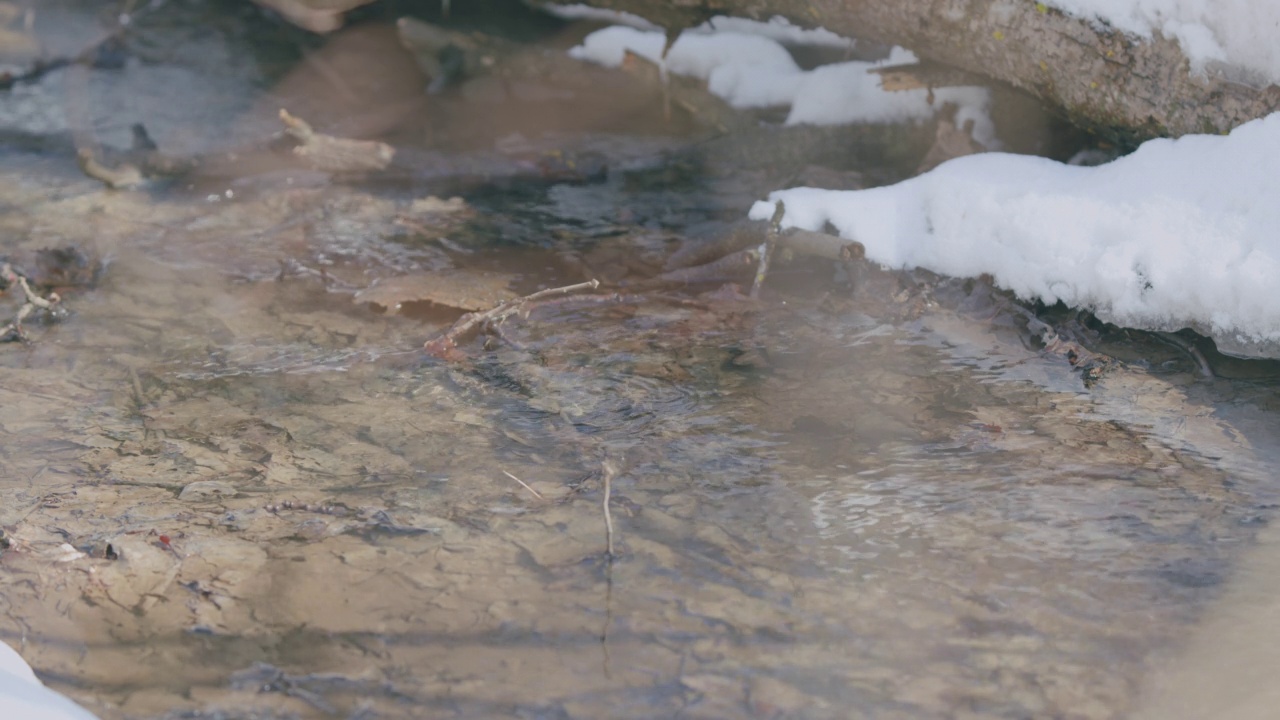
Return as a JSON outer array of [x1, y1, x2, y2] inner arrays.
[[354, 270, 518, 313]]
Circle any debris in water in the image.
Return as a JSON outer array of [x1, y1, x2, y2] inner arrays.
[[279, 108, 396, 173], [424, 279, 601, 359], [0, 261, 68, 342], [354, 270, 519, 314], [77, 148, 145, 189]]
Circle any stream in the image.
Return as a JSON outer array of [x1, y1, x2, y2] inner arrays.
[[2, 2, 1279, 719]]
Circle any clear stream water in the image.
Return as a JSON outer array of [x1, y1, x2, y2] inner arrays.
[[1, 2, 1279, 719]]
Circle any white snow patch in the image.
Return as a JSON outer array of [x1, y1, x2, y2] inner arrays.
[[1045, 0, 1280, 83], [1, 642, 99, 719], [569, 28, 995, 146], [544, 6, 854, 48], [750, 112, 1280, 357], [701, 15, 855, 48], [539, 4, 660, 31]]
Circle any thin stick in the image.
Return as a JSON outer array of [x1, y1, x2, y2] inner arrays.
[[601, 460, 617, 558], [424, 279, 600, 358], [660, 28, 678, 123], [637, 248, 758, 290], [0, 263, 63, 340], [517, 279, 603, 305], [750, 201, 785, 299], [502, 470, 543, 500], [129, 367, 147, 408], [1154, 331, 1214, 379], [279, 108, 395, 173], [77, 148, 144, 189]]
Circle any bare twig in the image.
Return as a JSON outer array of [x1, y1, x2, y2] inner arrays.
[[0, 264, 65, 341], [0, 9, 139, 92], [502, 470, 544, 500], [600, 459, 616, 676], [129, 367, 148, 408], [1153, 331, 1214, 379], [424, 279, 601, 358], [600, 460, 618, 558], [279, 109, 395, 173], [77, 148, 144, 189], [635, 248, 758, 290], [750, 201, 785, 298]]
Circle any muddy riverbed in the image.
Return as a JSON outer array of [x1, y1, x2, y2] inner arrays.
[[2, 2, 1280, 719]]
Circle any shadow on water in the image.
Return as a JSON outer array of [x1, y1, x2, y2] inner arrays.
[[1, 2, 1280, 719]]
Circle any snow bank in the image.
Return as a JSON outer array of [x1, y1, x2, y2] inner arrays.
[[0, 642, 98, 720], [569, 27, 996, 146], [750, 112, 1280, 358], [1046, 0, 1280, 84]]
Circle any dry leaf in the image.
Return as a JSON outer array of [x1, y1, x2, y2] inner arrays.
[[250, 0, 377, 33], [354, 270, 518, 314]]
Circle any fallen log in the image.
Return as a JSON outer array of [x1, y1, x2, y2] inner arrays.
[[563, 0, 1280, 141]]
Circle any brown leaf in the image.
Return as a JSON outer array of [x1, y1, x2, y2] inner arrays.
[[354, 270, 519, 313], [250, 0, 377, 33]]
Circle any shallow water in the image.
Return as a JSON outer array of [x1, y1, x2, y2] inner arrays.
[[2, 3, 1280, 719]]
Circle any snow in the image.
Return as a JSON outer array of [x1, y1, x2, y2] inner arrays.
[[698, 16, 855, 48], [545, 6, 854, 48], [0, 642, 99, 720], [749, 112, 1280, 358], [551, 1, 1280, 86], [565, 7, 1280, 357], [540, 4, 659, 31], [569, 28, 996, 146], [1045, 0, 1280, 84]]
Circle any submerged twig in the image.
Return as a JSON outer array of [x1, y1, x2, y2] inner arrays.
[[0, 263, 66, 341], [77, 148, 144, 189], [750, 201, 785, 299], [599, 458, 617, 677], [502, 470, 544, 500], [601, 460, 617, 558], [0, 56, 72, 92], [636, 248, 759, 290], [279, 108, 395, 173], [0, 10, 137, 92], [1153, 331, 1214, 379], [1020, 309, 1117, 385], [424, 279, 600, 359]]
